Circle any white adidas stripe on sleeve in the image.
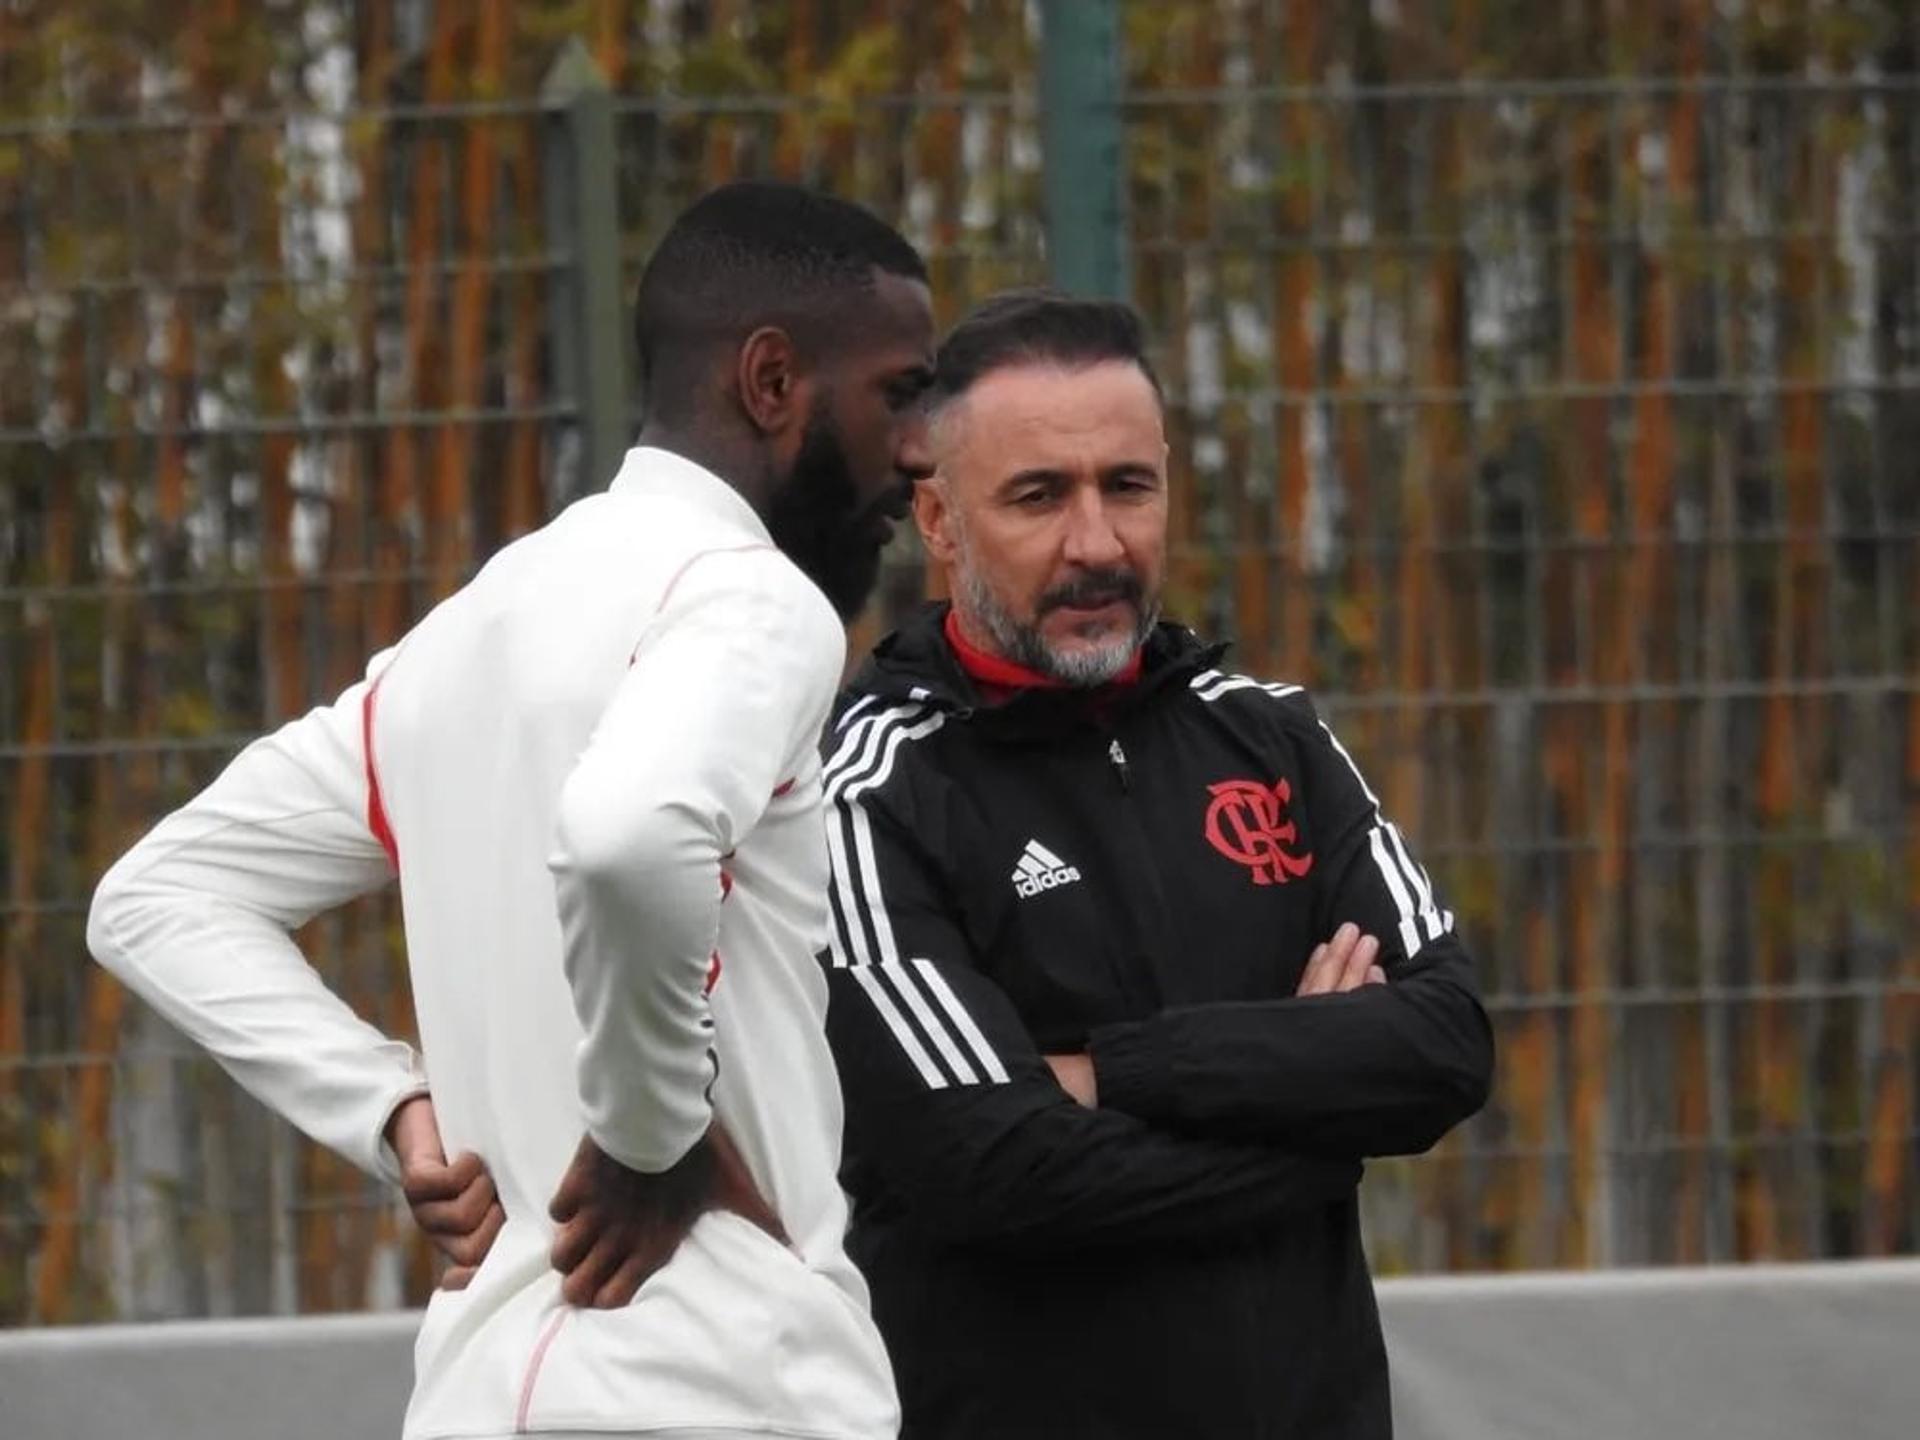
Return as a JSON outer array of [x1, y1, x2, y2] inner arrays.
[[850, 966, 948, 1088], [1385, 821, 1447, 942], [822, 703, 1010, 1088], [1191, 669, 1305, 705], [877, 957, 979, 1084], [849, 803, 903, 965], [1368, 827, 1425, 958], [832, 693, 880, 736], [1319, 719, 1452, 957], [910, 958, 1011, 1084]]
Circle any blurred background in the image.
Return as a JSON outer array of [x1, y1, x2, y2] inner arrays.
[[1, 0, 1914, 1331]]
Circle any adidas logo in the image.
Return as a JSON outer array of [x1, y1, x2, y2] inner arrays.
[[1011, 839, 1081, 899]]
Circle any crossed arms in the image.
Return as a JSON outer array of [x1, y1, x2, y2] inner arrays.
[[820, 710, 1494, 1255]]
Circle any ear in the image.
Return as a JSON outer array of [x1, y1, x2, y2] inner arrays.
[[914, 476, 959, 567], [734, 325, 807, 435]]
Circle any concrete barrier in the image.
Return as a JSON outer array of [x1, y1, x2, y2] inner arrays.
[[1382, 1260, 1920, 1440], [5, 1260, 1916, 1439]]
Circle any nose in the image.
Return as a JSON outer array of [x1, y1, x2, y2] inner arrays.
[[895, 414, 934, 483], [1060, 487, 1126, 568]]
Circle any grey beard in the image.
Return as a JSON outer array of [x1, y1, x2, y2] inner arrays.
[[955, 561, 1158, 688]]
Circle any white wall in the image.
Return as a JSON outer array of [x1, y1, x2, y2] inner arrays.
[[4, 1261, 1916, 1440]]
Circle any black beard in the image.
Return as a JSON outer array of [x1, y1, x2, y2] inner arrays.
[[764, 405, 888, 621]]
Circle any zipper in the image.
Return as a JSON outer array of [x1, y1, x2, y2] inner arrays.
[[1100, 724, 1172, 1015]]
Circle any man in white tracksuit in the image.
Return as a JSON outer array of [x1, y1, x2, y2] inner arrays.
[[87, 182, 936, 1439]]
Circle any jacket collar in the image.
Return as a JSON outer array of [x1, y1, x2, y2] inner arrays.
[[852, 602, 1224, 735], [942, 608, 1145, 695], [607, 446, 771, 544]]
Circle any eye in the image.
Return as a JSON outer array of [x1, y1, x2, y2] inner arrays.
[[884, 374, 931, 413]]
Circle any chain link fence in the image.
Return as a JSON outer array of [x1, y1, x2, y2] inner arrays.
[[1, 0, 1915, 1325]]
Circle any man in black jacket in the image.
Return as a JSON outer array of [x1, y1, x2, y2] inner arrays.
[[820, 290, 1494, 1438]]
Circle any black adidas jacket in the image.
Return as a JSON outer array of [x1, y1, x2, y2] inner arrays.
[[819, 605, 1493, 1440]]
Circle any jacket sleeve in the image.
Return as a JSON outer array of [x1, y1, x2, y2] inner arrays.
[[86, 651, 428, 1184], [550, 551, 843, 1175], [821, 747, 1360, 1255], [1089, 696, 1494, 1158]]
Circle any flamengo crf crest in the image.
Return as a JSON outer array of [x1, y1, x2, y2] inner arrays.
[[1204, 778, 1315, 886]]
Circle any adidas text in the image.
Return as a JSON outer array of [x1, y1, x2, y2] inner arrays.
[[1014, 864, 1081, 898], [1011, 839, 1082, 898]]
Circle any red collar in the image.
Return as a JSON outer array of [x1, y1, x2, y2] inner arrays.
[[943, 608, 1142, 698]]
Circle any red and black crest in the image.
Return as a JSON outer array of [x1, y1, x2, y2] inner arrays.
[[1203, 778, 1314, 886]]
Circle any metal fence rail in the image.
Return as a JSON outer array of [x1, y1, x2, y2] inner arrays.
[[2, 0, 1915, 1326]]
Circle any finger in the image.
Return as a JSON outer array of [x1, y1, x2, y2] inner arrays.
[[558, 1231, 623, 1308], [590, 1237, 673, 1310], [1324, 921, 1362, 972], [439, 1264, 477, 1291], [549, 1155, 586, 1225], [1321, 928, 1364, 993], [1336, 935, 1381, 993], [1334, 936, 1374, 992], [560, 1256, 606, 1308], [412, 1170, 498, 1238], [440, 1150, 487, 1192], [442, 1200, 506, 1269], [567, 1226, 673, 1309], [550, 1213, 601, 1276], [1295, 943, 1331, 996], [402, 1158, 467, 1207], [416, 1173, 495, 1233], [1365, 964, 1388, 986], [1306, 926, 1361, 994]]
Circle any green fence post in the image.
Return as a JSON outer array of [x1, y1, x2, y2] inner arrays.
[[542, 38, 629, 495], [1038, 0, 1130, 299]]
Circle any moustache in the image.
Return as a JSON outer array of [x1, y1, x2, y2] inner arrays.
[[1037, 569, 1144, 615]]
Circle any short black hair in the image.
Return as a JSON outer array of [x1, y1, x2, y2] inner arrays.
[[927, 288, 1162, 412], [632, 181, 928, 422]]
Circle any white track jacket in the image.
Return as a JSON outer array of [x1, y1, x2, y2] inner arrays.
[[87, 448, 899, 1439]]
